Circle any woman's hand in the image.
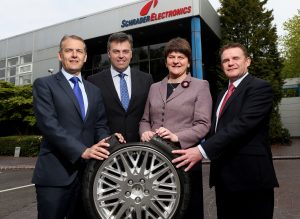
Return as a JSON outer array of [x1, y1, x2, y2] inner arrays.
[[155, 127, 179, 142], [141, 131, 155, 142]]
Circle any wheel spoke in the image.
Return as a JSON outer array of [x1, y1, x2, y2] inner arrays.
[[92, 145, 181, 219]]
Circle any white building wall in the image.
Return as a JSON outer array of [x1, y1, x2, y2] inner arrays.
[[0, 0, 220, 83], [279, 97, 300, 137]]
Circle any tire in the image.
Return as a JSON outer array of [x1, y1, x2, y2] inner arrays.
[[82, 136, 191, 219]]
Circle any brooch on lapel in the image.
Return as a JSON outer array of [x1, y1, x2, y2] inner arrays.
[[181, 81, 190, 88]]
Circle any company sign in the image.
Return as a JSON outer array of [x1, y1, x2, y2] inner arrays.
[[121, 0, 192, 28]]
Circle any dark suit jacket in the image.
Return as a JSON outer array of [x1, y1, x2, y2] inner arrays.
[[87, 68, 153, 142], [32, 71, 110, 186], [202, 74, 279, 191], [139, 74, 212, 149]]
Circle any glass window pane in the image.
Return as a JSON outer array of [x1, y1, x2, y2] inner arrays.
[[19, 64, 32, 74], [0, 69, 5, 78], [7, 57, 19, 67], [8, 77, 16, 84], [131, 61, 149, 74], [132, 46, 149, 63], [150, 43, 165, 59], [150, 59, 167, 82], [20, 54, 32, 64], [91, 54, 110, 73], [19, 74, 32, 85], [0, 59, 6, 68], [7, 67, 17, 76], [100, 54, 110, 66]]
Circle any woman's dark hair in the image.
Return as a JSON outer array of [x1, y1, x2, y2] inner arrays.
[[164, 37, 192, 63]]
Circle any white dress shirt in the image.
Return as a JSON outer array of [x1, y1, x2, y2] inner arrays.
[[62, 68, 88, 115], [110, 66, 132, 99]]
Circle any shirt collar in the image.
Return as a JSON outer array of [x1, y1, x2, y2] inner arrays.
[[61, 68, 83, 82], [111, 66, 131, 78], [231, 72, 249, 88]]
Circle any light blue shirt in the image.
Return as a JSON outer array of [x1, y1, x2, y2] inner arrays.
[[110, 66, 132, 99], [61, 68, 88, 116]]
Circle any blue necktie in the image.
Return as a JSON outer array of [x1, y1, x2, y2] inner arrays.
[[118, 73, 130, 111], [70, 77, 85, 119]]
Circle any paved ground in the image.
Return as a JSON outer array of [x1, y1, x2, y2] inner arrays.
[[0, 138, 299, 218]]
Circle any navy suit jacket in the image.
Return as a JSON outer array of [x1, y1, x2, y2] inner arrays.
[[202, 74, 279, 191], [32, 71, 110, 186], [87, 68, 153, 142]]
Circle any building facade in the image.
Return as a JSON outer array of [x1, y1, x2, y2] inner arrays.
[[0, 0, 220, 85]]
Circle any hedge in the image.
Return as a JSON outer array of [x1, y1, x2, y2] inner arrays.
[[0, 135, 41, 157]]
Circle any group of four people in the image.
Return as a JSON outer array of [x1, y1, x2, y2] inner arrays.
[[32, 32, 278, 219]]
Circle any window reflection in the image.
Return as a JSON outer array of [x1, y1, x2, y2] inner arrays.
[[89, 42, 167, 82]]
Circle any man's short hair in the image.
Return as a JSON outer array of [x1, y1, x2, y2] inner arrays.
[[107, 32, 133, 51]]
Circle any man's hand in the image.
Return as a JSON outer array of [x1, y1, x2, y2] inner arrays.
[[172, 147, 203, 172], [141, 131, 155, 142], [81, 138, 110, 160], [155, 127, 178, 142], [114, 133, 126, 143]]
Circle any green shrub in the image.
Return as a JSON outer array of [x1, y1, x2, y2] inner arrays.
[[269, 109, 291, 145], [0, 135, 41, 156]]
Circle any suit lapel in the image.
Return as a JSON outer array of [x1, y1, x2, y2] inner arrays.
[[55, 72, 84, 120], [159, 74, 192, 103], [166, 74, 192, 102], [218, 74, 252, 117], [159, 77, 168, 104], [128, 70, 138, 113], [103, 70, 124, 109], [82, 79, 93, 121]]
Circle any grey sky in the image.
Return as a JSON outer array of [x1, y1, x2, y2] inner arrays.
[[0, 0, 299, 40]]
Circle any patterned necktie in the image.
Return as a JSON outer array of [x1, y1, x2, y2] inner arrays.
[[70, 77, 85, 119], [218, 83, 235, 117], [118, 73, 130, 111]]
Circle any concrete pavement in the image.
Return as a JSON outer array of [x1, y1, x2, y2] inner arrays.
[[0, 138, 299, 218]]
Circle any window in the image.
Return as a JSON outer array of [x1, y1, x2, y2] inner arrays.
[[150, 43, 165, 59], [2, 54, 34, 85], [7, 67, 17, 77], [8, 77, 15, 84], [0, 69, 5, 78], [7, 57, 19, 67], [19, 64, 32, 74], [0, 59, 6, 68], [19, 74, 32, 85], [20, 54, 32, 64]]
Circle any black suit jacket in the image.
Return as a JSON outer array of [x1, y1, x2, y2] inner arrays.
[[87, 68, 153, 142], [32, 71, 110, 186], [202, 74, 279, 191]]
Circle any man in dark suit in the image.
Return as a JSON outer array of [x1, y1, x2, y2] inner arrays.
[[173, 43, 279, 219], [32, 35, 121, 219], [87, 32, 153, 142]]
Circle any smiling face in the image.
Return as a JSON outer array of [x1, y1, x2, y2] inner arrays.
[[108, 40, 132, 72], [166, 51, 190, 80], [221, 47, 251, 82], [58, 38, 87, 75]]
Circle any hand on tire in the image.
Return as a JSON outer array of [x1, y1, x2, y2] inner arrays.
[[81, 138, 110, 160], [172, 147, 203, 172], [141, 131, 155, 142], [155, 127, 179, 142]]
